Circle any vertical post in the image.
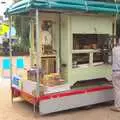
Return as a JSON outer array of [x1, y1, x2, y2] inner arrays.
[[36, 9, 41, 96], [57, 13, 61, 73], [89, 52, 93, 65], [29, 21, 32, 67], [114, 0, 118, 44], [34, 9, 41, 113], [31, 20, 35, 66], [29, 20, 35, 67], [9, 16, 13, 103], [113, 16, 117, 46]]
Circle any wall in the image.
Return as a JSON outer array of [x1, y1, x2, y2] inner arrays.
[[60, 13, 114, 83], [71, 14, 113, 34]]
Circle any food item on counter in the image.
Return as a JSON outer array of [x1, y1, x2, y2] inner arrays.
[[91, 44, 97, 49], [41, 79, 56, 86], [41, 73, 64, 87], [83, 45, 90, 49]]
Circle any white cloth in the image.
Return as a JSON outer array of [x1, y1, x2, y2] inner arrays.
[[112, 46, 120, 71], [112, 46, 120, 108], [112, 72, 120, 108]]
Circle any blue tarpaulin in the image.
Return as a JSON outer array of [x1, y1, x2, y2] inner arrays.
[[16, 57, 24, 69], [2, 58, 11, 70]]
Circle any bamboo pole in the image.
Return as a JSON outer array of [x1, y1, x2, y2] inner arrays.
[[58, 13, 61, 73], [31, 20, 35, 66], [29, 20, 35, 67], [9, 16, 13, 103], [114, 0, 118, 46], [29, 21, 32, 67]]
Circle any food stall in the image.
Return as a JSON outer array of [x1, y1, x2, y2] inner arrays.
[[6, 0, 120, 115]]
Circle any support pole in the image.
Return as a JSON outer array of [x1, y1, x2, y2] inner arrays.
[[36, 9, 41, 96], [29, 20, 35, 67], [113, 0, 118, 46], [9, 16, 13, 103], [34, 9, 41, 113], [29, 21, 32, 67], [58, 13, 61, 73]]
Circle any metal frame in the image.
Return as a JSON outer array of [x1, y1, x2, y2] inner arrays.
[[34, 9, 41, 113], [9, 7, 115, 114]]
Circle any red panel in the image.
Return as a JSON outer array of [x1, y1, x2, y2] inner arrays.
[[12, 87, 21, 97], [21, 91, 37, 104], [11, 87, 37, 104], [38, 85, 113, 101], [12, 85, 113, 102]]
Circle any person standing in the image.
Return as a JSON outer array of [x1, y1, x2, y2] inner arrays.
[[111, 39, 120, 111]]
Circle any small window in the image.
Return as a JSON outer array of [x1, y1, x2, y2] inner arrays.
[[73, 34, 110, 50], [72, 33, 111, 67]]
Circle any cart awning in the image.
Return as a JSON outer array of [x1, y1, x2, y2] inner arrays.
[[6, 0, 120, 15]]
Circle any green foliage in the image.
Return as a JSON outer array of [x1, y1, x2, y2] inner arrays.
[[13, 16, 30, 52]]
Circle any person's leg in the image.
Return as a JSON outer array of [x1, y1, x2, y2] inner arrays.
[[111, 72, 120, 111]]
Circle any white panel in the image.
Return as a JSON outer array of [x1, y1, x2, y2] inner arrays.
[[71, 15, 113, 34], [39, 89, 113, 115]]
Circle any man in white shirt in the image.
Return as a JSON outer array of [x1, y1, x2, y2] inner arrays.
[[111, 39, 120, 111]]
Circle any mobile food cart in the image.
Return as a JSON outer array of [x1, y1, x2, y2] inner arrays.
[[6, 0, 120, 115]]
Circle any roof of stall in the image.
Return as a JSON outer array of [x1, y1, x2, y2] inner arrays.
[[6, 0, 120, 15]]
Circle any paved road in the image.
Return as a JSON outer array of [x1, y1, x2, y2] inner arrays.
[[0, 77, 120, 120]]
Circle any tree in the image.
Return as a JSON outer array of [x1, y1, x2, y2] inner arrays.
[[13, 16, 30, 53]]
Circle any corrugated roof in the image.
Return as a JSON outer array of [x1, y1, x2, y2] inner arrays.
[[6, 0, 120, 15]]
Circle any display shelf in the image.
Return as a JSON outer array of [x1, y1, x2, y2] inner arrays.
[[72, 49, 101, 54]]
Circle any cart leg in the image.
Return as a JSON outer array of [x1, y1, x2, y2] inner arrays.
[[33, 103, 36, 113], [33, 102, 39, 117], [11, 87, 13, 104]]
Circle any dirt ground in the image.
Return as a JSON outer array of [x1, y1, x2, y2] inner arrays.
[[0, 81, 120, 120], [0, 56, 120, 120]]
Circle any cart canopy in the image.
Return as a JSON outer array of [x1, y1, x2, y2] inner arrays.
[[6, 0, 120, 15]]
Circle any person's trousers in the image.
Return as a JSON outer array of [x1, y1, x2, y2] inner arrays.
[[112, 72, 120, 108]]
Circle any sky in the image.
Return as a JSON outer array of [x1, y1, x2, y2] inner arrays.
[[0, 0, 13, 17]]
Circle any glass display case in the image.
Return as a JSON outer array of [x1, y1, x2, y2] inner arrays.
[[72, 34, 111, 68]]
